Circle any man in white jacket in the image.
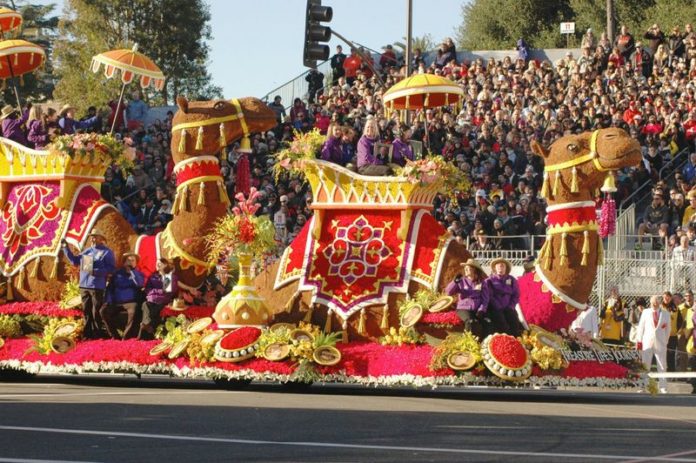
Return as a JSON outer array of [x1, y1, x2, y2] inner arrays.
[[636, 295, 671, 393]]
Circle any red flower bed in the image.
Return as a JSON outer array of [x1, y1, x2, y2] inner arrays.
[[219, 327, 262, 350], [489, 334, 527, 368], [159, 305, 214, 320], [419, 311, 462, 325], [0, 302, 82, 318], [562, 361, 629, 379]]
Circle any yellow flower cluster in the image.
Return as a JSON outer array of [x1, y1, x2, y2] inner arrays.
[[186, 331, 216, 364], [380, 326, 422, 346], [0, 315, 21, 338], [290, 338, 315, 361], [58, 278, 80, 310], [430, 332, 482, 370], [522, 333, 566, 370], [30, 317, 84, 354]]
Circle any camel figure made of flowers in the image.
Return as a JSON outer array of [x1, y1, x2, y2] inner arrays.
[[0, 96, 278, 301], [253, 128, 641, 338]]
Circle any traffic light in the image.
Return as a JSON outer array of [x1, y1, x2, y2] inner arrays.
[[303, 0, 332, 68]]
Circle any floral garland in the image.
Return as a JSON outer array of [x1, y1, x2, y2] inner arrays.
[[0, 302, 82, 319], [380, 326, 422, 346], [419, 311, 462, 326], [394, 156, 471, 201], [50, 133, 135, 171], [0, 315, 21, 338], [430, 331, 482, 371], [521, 332, 567, 371], [206, 187, 277, 262], [272, 129, 325, 182]]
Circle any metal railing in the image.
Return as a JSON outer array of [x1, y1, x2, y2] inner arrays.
[[261, 59, 333, 109], [608, 204, 635, 253]]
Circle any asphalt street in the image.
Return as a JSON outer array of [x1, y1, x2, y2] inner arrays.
[[1, 375, 696, 463]]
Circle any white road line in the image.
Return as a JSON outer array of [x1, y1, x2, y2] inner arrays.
[[1, 425, 696, 462], [437, 425, 695, 433], [0, 459, 99, 463], [0, 390, 241, 399], [620, 448, 696, 463]]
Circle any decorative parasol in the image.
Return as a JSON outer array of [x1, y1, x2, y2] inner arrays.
[[0, 8, 22, 37], [0, 39, 46, 109], [91, 44, 165, 133], [382, 73, 464, 112], [382, 73, 463, 149]]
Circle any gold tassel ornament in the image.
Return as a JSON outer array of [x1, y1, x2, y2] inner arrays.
[[181, 185, 189, 211], [178, 129, 187, 152], [50, 255, 59, 279], [195, 126, 204, 150], [6, 276, 13, 301], [559, 232, 569, 266], [540, 172, 550, 198], [581, 230, 590, 266], [552, 171, 561, 197], [16, 266, 24, 290], [324, 311, 332, 333], [597, 238, 604, 265], [197, 182, 206, 206], [358, 309, 366, 335], [217, 180, 230, 206], [171, 193, 180, 215], [219, 123, 227, 148], [380, 305, 389, 330], [303, 303, 314, 323], [544, 236, 554, 270], [570, 166, 579, 193], [536, 239, 548, 266], [30, 258, 39, 278], [342, 320, 349, 343]]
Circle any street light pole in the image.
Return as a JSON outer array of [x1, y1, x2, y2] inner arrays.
[[405, 0, 413, 77], [606, 0, 615, 43]]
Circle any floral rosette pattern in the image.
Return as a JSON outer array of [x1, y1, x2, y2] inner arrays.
[[481, 333, 532, 381]]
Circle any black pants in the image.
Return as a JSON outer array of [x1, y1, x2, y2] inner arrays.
[[456, 310, 484, 339], [488, 309, 523, 337], [80, 288, 105, 339], [668, 336, 678, 372], [100, 302, 139, 339]]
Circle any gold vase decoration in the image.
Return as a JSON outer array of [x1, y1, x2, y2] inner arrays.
[[213, 253, 271, 328]]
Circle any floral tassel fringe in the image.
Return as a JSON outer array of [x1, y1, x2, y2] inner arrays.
[[50, 255, 59, 279], [16, 266, 24, 290], [178, 129, 187, 152], [570, 167, 579, 193], [324, 311, 332, 333], [171, 193, 180, 215], [559, 232, 569, 266], [219, 123, 227, 148], [195, 126, 204, 151], [358, 309, 366, 335], [540, 172, 550, 198], [217, 180, 230, 206], [303, 303, 314, 323], [380, 305, 389, 330], [552, 171, 561, 197], [597, 238, 604, 266], [581, 230, 590, 266], [544, 236, 554, 270], [6, 276, 13, 300], [342, 320, 349, 344], [197, 182, 206, 206], [30, 258, 40, 278]]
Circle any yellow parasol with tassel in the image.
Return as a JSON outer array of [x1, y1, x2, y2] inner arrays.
[[91, 44, 165, 134], [382, 73, 464, 114], [0, 39, 45, 108]]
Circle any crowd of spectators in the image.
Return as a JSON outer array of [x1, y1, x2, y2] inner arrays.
[[6, 22, 696, 259]]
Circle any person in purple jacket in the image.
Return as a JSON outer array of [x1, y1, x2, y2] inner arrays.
[[391, 127, 414, 167], [139, 258, 178, 340], [27, 105, 50, 149], [57, 104, 99, 135], [446, 258, 489, 336], [320, 124, 345, 165], [0, 104, 28, 146], [486, 258, 523, 336], [357, 117, 389, 176]]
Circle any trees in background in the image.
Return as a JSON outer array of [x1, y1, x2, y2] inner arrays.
[[457, 0, 696, 50]]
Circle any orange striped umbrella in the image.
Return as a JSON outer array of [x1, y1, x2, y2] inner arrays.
[[91, 44, 165, 90], [0, 8, 22, 36], [0, 39, 45, 81]]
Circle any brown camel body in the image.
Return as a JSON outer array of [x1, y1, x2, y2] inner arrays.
[[8, 97, 277, 301]]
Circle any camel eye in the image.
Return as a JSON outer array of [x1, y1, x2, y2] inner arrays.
[[213, 101, 226, 111], [567, 144, 579, 152]]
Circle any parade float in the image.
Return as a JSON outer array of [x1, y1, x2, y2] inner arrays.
[[0, 31, 649, 390]]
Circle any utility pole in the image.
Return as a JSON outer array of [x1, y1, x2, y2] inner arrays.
[[606, 0, 615, 43], [405, 0, 413, 77]]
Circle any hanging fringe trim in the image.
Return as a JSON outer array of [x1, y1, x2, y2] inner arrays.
[[324, 311, 332, 333], [537, 239, 549, 266], [178, 129, 187, 152], [171, 193, 180, 215], [30, 258, 39, 278], [197, 182, 206, 206], [342, 320, 349, 343], [6, 275, 13, 301], [544, 236, 554, 270], [357, 309, 366, 335], [16, 266, 25, 290], [570, 167, 579, 193], [559, 232, 568, 266], [552, 171, 561, 197], [217, 180, 230, 206], [50, 255, 59, 279], [195, 126, 204, 150], [219, 123, 227, 148], [303, 303, 314, 323], [540, 172, 550, 198], [380, 305, 389, 330], [581, 230, 590, 266]]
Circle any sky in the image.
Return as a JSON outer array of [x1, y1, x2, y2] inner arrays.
[[47, 0, 465, 99], [202, 0, 464, 98]]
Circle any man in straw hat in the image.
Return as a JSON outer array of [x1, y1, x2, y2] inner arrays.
[[57, 104, 99, 135], [446, 258, 489, 336], [486, 258, 523, 336], [100, 252, 145, 340], [62, 229, 115, 339]]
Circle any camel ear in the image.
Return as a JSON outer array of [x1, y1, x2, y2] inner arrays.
[[530, 139, 550, 158], [176, 96, 189, 114]]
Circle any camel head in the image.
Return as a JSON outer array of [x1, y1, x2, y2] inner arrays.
[[170, 96, 277, 163], [530, 128, 641, 202]]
